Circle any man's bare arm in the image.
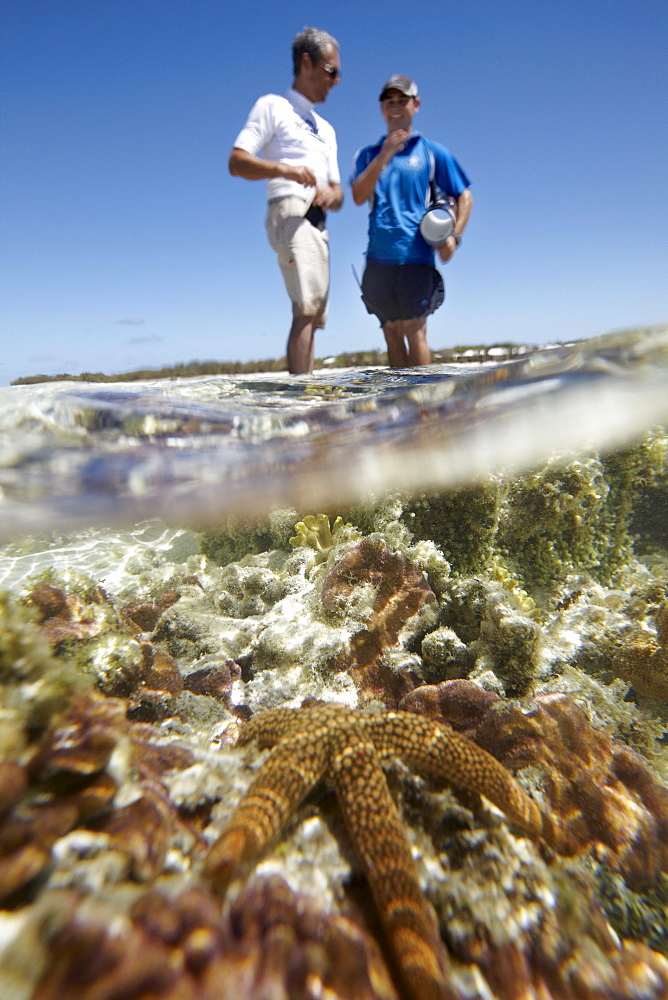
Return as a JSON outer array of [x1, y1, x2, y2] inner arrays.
[[438, 188, 473, 262], [351, 130, 408, 205], [229, 147, 316, 187]]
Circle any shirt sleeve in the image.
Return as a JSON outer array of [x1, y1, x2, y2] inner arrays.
[[324, 125, 341, 185], [349, 145, 373, 185], [430, 140, 471, 198], [233, 96, 274, 155]]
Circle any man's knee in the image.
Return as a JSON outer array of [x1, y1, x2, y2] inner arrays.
[[404, 317, 427, 340], [383, 320, 403, 342]]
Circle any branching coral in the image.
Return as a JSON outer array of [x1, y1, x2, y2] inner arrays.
[[435, 576, 544, 696], [399, 430, 667, 599], [497, 456, 613, 590], [402, 481, 503, 577], [289, 513, 360, 561], [200, 508, 298, 565], [629, 426, 668, 553], [497, 446, 660, 592]]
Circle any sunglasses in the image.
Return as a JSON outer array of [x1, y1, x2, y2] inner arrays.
[[319, 61, 341, 79]]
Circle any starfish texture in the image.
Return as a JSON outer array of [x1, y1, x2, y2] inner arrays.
[[204, 703, 550, 1000]]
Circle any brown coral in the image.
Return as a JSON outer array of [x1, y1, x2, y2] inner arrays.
[[32, 877, 399, 1000], [612, 599, 668, 701], [24, 581, 187, 718], [119, 590, 179, 633], [183, 658, 241, 700], [0, 690, 197, 905], [26, 582, 103, 647], [322, 537, 436, 705], [35, 579, 220, 722], [401, 679, 668, 890]]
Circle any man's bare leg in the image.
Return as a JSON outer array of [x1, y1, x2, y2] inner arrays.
[[405, 318, 431, 366], [383, 319, 409, 368], [383, 318, 430, 368], [287, 315, 316, 374]]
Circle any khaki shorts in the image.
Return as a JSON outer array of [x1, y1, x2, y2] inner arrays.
[[265, 197, 330, 327]]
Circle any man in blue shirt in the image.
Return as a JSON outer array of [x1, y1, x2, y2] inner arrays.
[[351, 76, 472, 367]]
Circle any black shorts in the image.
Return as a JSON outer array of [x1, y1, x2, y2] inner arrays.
[[361, 259, 444, 326]]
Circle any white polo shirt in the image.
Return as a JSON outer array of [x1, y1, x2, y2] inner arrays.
[[233, 88, 340, 203]]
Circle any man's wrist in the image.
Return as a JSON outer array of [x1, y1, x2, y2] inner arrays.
[[452, 231, 462, 246]]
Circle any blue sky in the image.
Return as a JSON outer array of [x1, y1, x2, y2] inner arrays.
[[2, 0, 667, 385]]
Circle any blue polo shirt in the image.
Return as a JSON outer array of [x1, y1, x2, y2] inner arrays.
[[351, 134, 470, 264]]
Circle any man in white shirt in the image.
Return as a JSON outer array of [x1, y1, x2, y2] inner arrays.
[[230, 27, 343, 374]]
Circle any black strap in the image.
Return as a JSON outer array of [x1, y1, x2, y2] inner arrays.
[[304, 204, 327, 230]]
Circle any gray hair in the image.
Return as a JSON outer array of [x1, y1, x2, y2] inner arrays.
[[292, 27, 339, 76]]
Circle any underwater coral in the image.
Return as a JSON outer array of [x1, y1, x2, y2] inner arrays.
[[611, 599, 668, 702], [322, 536, 438, 704], [1, 428, 668, 999]]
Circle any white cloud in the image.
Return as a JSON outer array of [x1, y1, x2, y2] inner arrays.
[[127, 333, 163, 344]]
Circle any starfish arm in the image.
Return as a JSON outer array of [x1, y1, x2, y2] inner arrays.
[[205, 733, 329, 889], [237, 703, 350, 749], [364, 712, 545, 839], [329, 726, 454, 1000], [236, 706, 309, 749]]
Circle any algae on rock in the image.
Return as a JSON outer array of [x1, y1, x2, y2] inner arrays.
[[401, 427, 668, 599], [200, 508, 297, 566], [0, 592, 90, 755]]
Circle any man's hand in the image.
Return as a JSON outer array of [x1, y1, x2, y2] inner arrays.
[[281, 163, 317, 187], [312, 184, 337, 209], [438, 236, 458, 263], [313, 183, 344, 211], [380, 129, 409, 160], [351, 131, 408, 205], [229, 148, 317, 187]]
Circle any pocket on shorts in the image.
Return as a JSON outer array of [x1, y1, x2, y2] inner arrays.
[[265, 198, 305, 254]]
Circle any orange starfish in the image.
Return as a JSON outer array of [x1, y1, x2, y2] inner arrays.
[[204, 703, 550, 1000]]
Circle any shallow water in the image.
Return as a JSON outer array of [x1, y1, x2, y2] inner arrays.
[[1, 327, 667, 538]]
